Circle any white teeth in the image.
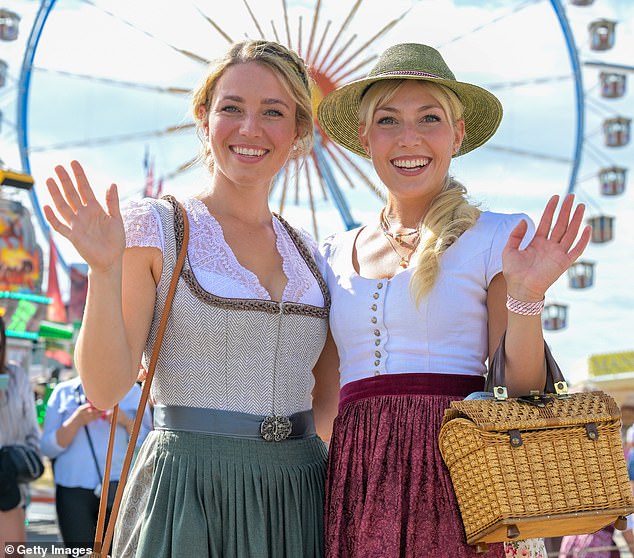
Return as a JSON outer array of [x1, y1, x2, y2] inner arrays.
[[392, 158, 430, 169], [232, 146, 266, 156]]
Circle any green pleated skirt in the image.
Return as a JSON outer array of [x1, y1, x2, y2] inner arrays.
[[112, 429, 328, 558]]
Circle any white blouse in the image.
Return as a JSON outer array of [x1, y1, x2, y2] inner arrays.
[[123, 197, 325, 307], [320, 211, 533, 387]]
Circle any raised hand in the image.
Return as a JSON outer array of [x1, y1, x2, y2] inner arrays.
[[43, 160, 125, 273], [502, 194, 591, 301]]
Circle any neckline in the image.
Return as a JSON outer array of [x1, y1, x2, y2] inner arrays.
[[170, 196, 330, 313], [190, 197, 288, 302], [347, 225, 413, 282]]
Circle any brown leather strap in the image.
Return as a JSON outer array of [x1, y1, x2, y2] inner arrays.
[[484, 331, 566, 394], [92, 200, 189, 557]]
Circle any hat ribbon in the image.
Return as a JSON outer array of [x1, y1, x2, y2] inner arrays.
[[378, 70, 443, 79]]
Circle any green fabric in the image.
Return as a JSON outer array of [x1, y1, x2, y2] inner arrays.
[[134, 430, 327, 558]]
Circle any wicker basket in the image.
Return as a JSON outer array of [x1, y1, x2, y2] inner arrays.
[[439, 339, 634, 549]]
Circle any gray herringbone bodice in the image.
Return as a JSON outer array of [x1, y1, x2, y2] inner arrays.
[[143, 197, 329, 416]]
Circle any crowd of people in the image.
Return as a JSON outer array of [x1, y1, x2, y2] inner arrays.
[[0, 37, 632, 558]]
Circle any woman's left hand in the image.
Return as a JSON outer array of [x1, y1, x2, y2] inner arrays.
[[502, 194, 591, 301]]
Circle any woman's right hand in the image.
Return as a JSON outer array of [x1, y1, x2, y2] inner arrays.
[[43, 160, 125, 273]]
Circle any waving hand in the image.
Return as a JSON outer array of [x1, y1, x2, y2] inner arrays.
[[502, 194, 591, 301], [43, 160, 125, 272]]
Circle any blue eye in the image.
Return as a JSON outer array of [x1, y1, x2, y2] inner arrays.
[[377, 116, 396, 125], [422, 114, 441, 123], [221, 105, 240, 113], [264, 109, 284, 117]]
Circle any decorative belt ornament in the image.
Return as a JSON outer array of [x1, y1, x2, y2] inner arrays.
[[260, 415, 292, 441]]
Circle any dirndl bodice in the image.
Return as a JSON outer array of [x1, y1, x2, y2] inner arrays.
[[145, 197, 330, 417]]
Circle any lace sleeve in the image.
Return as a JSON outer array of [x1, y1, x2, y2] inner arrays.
[[122, 199, 163, 251]]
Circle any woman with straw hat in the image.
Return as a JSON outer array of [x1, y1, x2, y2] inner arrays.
[[314, 42, 590, 557]]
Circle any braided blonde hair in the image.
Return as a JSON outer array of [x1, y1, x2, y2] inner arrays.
[[192, 40, 314, 171], [359, 79, 481, 304]]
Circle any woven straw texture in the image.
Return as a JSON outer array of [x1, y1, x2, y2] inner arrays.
[[439, 391, 634, 544], [444, 391, 621, 431], [316, 43, 503, 159]]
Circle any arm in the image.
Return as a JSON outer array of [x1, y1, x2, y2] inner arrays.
[[15, 364, 41, 453], [487, 274, 545, 396], [312, 330, 341, 442], [491, 194, 591, 397], [44, 161, 160, 409]]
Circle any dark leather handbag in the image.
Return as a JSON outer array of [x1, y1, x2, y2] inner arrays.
[[0, 443, 45, 483]]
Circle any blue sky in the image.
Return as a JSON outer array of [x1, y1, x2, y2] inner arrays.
[[0, 0, 632, 383]]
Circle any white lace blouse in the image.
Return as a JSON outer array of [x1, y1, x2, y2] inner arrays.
[[123, 197, 325, 307]]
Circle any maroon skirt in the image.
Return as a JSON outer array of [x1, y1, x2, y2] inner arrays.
[[325, 373, 505, 558]]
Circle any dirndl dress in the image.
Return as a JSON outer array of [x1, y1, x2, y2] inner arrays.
[[325, 372, 505, 558], [112, 196, 330, 558]]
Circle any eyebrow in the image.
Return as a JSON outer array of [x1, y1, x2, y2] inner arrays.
[[220, 95, 290, 109], [376, 104, 441, 113]]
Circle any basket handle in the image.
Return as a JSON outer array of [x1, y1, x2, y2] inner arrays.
[[484, 332, 569, 400]]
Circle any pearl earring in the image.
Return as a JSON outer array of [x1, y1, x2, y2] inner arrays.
[[292, 144, 298, 151]]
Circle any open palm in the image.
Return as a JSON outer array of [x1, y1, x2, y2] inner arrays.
[[502, 194, 591, 301], [43, 160, 125, 272]]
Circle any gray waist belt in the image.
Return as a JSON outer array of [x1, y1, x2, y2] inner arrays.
[[153, 405, 316, 442]]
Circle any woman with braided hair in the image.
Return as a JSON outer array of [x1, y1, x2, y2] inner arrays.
[[312, 42, 590, 557]]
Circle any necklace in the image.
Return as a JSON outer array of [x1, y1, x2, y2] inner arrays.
[[379, 208, 420, 245], [379, 208, 420, 269]]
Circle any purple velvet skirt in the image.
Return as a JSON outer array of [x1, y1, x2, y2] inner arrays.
[[324, 373, 505, 558]]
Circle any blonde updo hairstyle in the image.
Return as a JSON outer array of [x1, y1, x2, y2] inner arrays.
[[192, 40, 314, 171], [359, 79, 481, 304]]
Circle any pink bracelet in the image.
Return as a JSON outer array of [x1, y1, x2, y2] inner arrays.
[[506, 294, 545, 316]]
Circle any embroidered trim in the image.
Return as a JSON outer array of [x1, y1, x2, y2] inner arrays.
[[379, 70, 443, 79], [163, 196, 330, 318]]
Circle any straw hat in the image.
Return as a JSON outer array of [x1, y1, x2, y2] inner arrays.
[[317, 43, 502, 158]]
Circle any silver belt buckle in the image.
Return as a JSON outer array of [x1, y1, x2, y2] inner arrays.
[[260, 415, 292, 442]]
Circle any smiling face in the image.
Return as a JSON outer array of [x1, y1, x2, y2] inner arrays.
[[201, 61, 299, 191], [359, 80, 465, 206]]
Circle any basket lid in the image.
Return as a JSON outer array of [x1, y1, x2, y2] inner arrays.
[[443, 391, 621, 432]]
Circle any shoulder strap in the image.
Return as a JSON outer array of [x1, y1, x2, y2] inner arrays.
[[91, 200, 190, 558]]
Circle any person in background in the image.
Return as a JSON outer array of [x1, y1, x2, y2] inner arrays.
[[41, 377, 152, 549], [0, 314, 41, 551], [313, 42, 590, 557]]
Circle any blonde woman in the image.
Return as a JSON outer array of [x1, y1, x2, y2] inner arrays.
[[44, 40, 329, 558], [314, 43, 589, 557]]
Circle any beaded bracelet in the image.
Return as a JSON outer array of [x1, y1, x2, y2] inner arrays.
[[506, 294, 545, 316]]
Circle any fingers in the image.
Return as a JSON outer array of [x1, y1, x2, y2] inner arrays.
[[55, 164, 84, 211], [105, 183, 121, 221], [505, 219, 529, 251], [549, 193, 574, 243], [534, 195, 559, 239], [567, 225, 592, 263], [559, 202, 586, 252], [70, 160, 97, 205], [43, 205, 72, 238], [46, 175, 74, 220]]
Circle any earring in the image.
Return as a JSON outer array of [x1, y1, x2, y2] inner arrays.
[[292, 144, 298, 151]]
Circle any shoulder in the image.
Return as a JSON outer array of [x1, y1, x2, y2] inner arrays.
[[476, 210, 531, 230], [319, 227, 360, 262], [49, 377, 80, 397]]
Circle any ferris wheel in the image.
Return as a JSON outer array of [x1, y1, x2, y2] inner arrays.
[[11, 0, 594, 266]]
